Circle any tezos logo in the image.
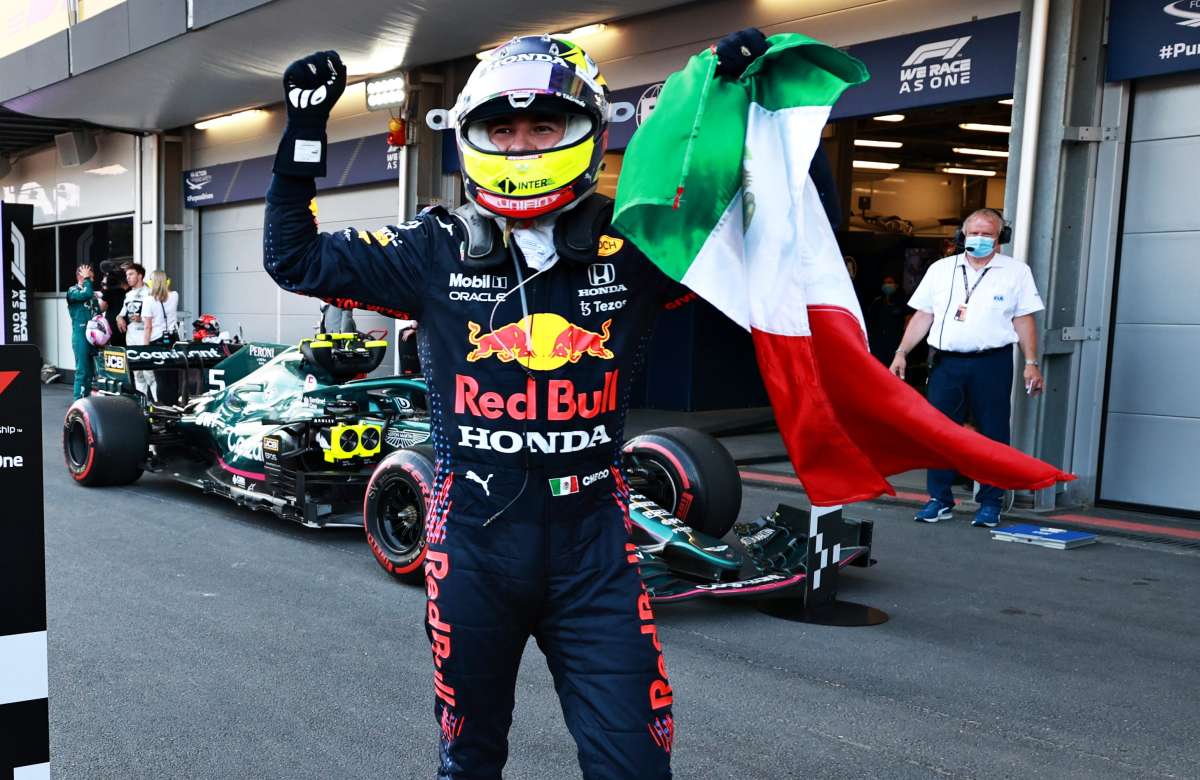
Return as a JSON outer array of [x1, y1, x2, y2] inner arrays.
[[1164, 1, 1200, 27], [588, 263, 616, 287], [899, 36, 972, 95]]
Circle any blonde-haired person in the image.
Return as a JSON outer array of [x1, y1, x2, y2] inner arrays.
[[143, 270, 179, 344], [142, 270, 180, 403]]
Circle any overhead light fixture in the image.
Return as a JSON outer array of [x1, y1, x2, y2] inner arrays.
[[84, 164, 128, 176], [941, 166, 997, 177], [854, 139, 903, 149], [998, 98, 1014, 105], [959, 122, 1011, 134], [346, 47, 407, 77], [873, 114, 905, 123], [194, 109, 268, 131], [563, 23, 607, 38], [853, 160, 900, 170], [365, 73, 407, 111], [953, 147, 1009, 158]]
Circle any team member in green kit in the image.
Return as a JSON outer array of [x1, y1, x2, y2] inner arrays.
[[66, 264, 99, 399]]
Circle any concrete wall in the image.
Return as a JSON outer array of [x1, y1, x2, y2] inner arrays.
[[198, 182, 403, 374]]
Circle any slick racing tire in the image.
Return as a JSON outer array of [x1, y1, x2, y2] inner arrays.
[[621, 426, 742, 539], [62, 395, 148, 487], [363, 445, 434, 584]]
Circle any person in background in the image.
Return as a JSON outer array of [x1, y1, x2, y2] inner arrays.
[[889, 209, 1045, 528], [143, 270, 181, 403], [116, 263, 156, 400], [866, 274, 906, 365], [100, 261, 128, 347], [66, 264, 98, 400], [319, 301, 357, 334]]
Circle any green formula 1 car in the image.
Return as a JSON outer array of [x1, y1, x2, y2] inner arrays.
[[64, 334, 873, 602]]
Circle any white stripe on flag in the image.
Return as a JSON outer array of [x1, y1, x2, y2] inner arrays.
[[15, 763, 50, 780], [742, 104, 864, 336], [681, 189, 749, 330], [0, 630, 48, 705]]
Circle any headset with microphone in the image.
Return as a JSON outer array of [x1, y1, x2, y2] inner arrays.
[[937, 209, 1012, 358], [953, 207, 1012, 251]]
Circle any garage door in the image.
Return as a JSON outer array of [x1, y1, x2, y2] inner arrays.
[[199, 183, 407, 374], [1100, 73, 1200, 513]]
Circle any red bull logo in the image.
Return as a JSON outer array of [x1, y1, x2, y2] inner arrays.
[[465, 314, 613, 371], [466, 321, 533, 362], [550, 320, 613, 363]]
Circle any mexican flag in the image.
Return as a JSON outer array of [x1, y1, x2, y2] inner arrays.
[[614, 34, 1073, 506]]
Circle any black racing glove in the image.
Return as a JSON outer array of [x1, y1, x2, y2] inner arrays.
[[272, 50, 346, 178], [713, 28, 769, 79]]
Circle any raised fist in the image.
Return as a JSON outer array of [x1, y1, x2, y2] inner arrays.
[[282, 51, 345, 127]]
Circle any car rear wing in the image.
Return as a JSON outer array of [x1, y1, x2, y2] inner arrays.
[[96, 341, 243, 395]]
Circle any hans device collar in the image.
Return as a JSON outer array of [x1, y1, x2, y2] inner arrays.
[[448, 195, 616, 271]]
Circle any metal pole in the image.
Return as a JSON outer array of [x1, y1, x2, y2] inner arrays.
[[394, 142, 407, 374], [1012, 0, 1050, 261]]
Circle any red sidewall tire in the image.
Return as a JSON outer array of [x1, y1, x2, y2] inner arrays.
[[363, 446, 435, 584], [622, 426, 742, 539], [63, 395, 147, 487]]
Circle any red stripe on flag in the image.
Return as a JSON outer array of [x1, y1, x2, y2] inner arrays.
[[751, 307, 1073, 506]]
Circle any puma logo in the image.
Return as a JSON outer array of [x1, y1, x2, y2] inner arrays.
[[466, 470, 493, 496]]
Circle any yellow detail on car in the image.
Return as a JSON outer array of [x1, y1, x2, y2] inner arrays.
[[323, 423, 383, 463]]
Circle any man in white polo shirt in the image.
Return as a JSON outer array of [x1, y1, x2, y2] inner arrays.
[[889, 208, 1045, 528]]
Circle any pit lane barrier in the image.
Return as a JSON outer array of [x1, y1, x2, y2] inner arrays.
[[0, 345, 51, 778]]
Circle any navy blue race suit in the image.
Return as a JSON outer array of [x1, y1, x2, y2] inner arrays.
[[264, 173, 683, 779]]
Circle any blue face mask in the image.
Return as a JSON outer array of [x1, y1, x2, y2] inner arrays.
[[881, 284, 898, 297], [964, 235, 995, 258]]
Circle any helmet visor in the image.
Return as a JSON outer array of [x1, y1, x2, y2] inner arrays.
[[458, 59, 605, 127]]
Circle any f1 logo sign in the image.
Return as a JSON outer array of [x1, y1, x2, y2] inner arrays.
[[588, 263, 616, 287], [902, 36, 971, 66], [0, 371, 17, 396]]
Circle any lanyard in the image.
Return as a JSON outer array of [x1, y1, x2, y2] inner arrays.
[[960, 262, 991, 305]]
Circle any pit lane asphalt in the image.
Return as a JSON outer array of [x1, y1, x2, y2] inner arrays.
[[41, 385, 1200, 779]]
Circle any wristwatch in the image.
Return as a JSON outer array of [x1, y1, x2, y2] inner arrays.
[[1025, 359, 1040, 366]]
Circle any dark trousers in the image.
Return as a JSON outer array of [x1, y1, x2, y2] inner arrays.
[[71, 325, 94, 400], [426, 463, 673, 780], [926, 346, 1013, 508]]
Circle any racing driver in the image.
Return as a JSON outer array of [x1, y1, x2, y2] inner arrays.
[[261, 34, 765, 778]]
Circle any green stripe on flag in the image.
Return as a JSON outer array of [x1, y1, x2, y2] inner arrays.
[[613, 34, 868, 283]]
